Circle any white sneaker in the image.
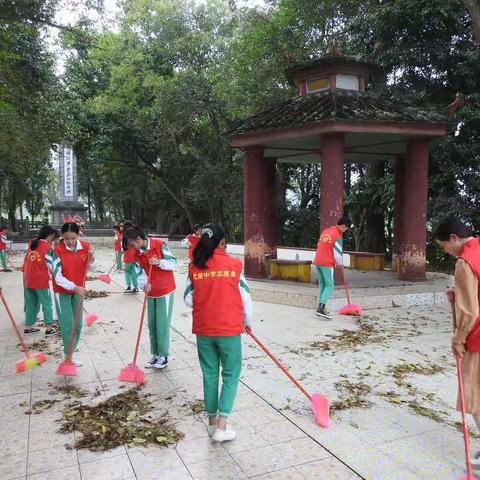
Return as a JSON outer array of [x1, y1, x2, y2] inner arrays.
[[153, 356, 168, 369], [212, 425, 236, 442], [145, 356, 158, 368], [74, 360, 83, 367], [207, 424, 216, 437]]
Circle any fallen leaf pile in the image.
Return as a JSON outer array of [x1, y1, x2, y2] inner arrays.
[[187, 399, 204, 414], [51, 384, 89, 399], [20, 399, 59, 415], [388, 362, 445, 387], [58, 387, 184, 451], [331, 379, 372, 413], [85, 290, 109, 300], [311, 318, 384, 351]]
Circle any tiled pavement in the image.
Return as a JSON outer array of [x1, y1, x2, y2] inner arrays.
[[0, 242, 475, 479]]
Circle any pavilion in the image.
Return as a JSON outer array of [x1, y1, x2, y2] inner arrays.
[[230, 46, 452, 282]]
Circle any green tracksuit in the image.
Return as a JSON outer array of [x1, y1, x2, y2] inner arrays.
[[147, 293, 174, 357], [24, 288, 53, 326], [196, 335, 242, 418], [124, 263, 138, 289], [0, 250, 7, 270], [54, 293, 83, 355], [317, 237, 343, 305], [115, 251, 123, 271]]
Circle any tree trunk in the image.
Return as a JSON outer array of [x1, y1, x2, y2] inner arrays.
[[464, 0, 480, 42], [87, 178, 92, 223]]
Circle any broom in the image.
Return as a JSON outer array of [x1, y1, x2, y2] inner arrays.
[[98, 260, 116, 285], [338, 266, 363, 316], [118, 265, 152, 384], [246, 328, 330, 428], [451, 301, 476, 480], [55, 259, 91, 376], [0, 288, 48, 373]]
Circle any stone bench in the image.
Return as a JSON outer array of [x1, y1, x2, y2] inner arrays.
[[344, 251, 385, 271], [269, 259, 312, 283]]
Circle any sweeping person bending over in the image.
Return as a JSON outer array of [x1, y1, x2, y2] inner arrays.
[[435, 218, 480, 468], [124, 226, 176, 370], [184, 223, 253, 442], [53, 222, 96, 365], [23, 226, 62, 337], [313, 216, 351, 319]]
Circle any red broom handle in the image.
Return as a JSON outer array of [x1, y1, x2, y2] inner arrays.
[[0, 289, 31, 358], [107, 260, 116, 275], [247, 329, 311, 400], [456, 355, 473, 478], [451, 301, 474, 478], [131, 265, 152, 365], [341, 266, 352, 305], [64, 256, 90, 361]]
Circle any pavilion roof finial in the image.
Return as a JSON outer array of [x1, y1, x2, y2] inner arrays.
[[326, 38, 342, 56]]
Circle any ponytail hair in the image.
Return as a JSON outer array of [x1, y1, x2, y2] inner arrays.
[[122, 221, 135, 250], [434, 218, 474, 241], [61, 222, 80, 235], [193, 223, 225, 269], [123, 226, 146, 243], [31, 225, 59, 251]]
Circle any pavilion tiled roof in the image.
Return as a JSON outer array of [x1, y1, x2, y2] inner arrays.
[[230, 89, 450, 136]]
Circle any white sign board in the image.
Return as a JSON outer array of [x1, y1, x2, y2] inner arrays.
[[64, 146, 74, 198]]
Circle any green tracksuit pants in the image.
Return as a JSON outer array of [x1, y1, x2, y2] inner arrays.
[[147, 293, 174, 357], [24, 288, 53, 326], [54, 293, 83, 355], [316, 266, 334, 305], [0, 250, 7, 270], [124, 263, 138, 289], [196, 335, 242, 418], [115, 251, 123, 270]]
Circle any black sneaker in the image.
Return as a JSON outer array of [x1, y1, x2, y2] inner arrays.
[[123, 287, 132, 294], [3, 269, 12, 272], [131, 288, 139, 294], [145, 355, 158, 368], [24, 327, 40, 335], [45, 328, 56, 337], [315, 305, 333, 320], [153, 356, 168, 369]]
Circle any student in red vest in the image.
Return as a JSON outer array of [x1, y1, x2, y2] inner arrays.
[[113, 225, 123, 272], [0, 225, 10, 272], [435, 218, 480, 465], [124, 226, 176, 370], [184, 223, 253, 443], [53, 222, 96, 365], [313, 216, 352, 319], [23, 226, 63, 336], [182, 223, 203, 261]]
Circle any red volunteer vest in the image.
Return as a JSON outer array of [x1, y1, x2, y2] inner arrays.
[[187, 234, 200, 260], [123, 246, 136, 264], [459, 238, 480, 352], [114, 232, 123, 252], [313, 226, 343, 267], [52, 240, 90, 294], [189, 249, 244, 336], [0, 229, 6, 250], [135, 238, 176, 297], [23, 240, 51, 289]]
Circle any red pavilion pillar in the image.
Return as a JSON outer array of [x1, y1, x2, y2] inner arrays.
[[399, 138, 430, 281], [393, 154, 406, 273], [244, 148, 277, 278], [320, 134, 345, 284]]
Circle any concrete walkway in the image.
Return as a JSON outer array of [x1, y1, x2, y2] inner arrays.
[[0, 239, 474, 480]]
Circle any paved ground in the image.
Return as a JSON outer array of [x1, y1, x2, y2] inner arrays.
[[0, 238, 476, 480]]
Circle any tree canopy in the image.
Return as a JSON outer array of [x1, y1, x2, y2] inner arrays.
[[1, 0, 479, 265]]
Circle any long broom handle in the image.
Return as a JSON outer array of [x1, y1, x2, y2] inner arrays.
[[341, 266, 352, 305], [107, 260, 116, 276], [0, 289, 31, 358], [451, 300, 474, 478], [131, 265, 153, 365], [64, 257, 90, 361], [247, 329, 311, 401]]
